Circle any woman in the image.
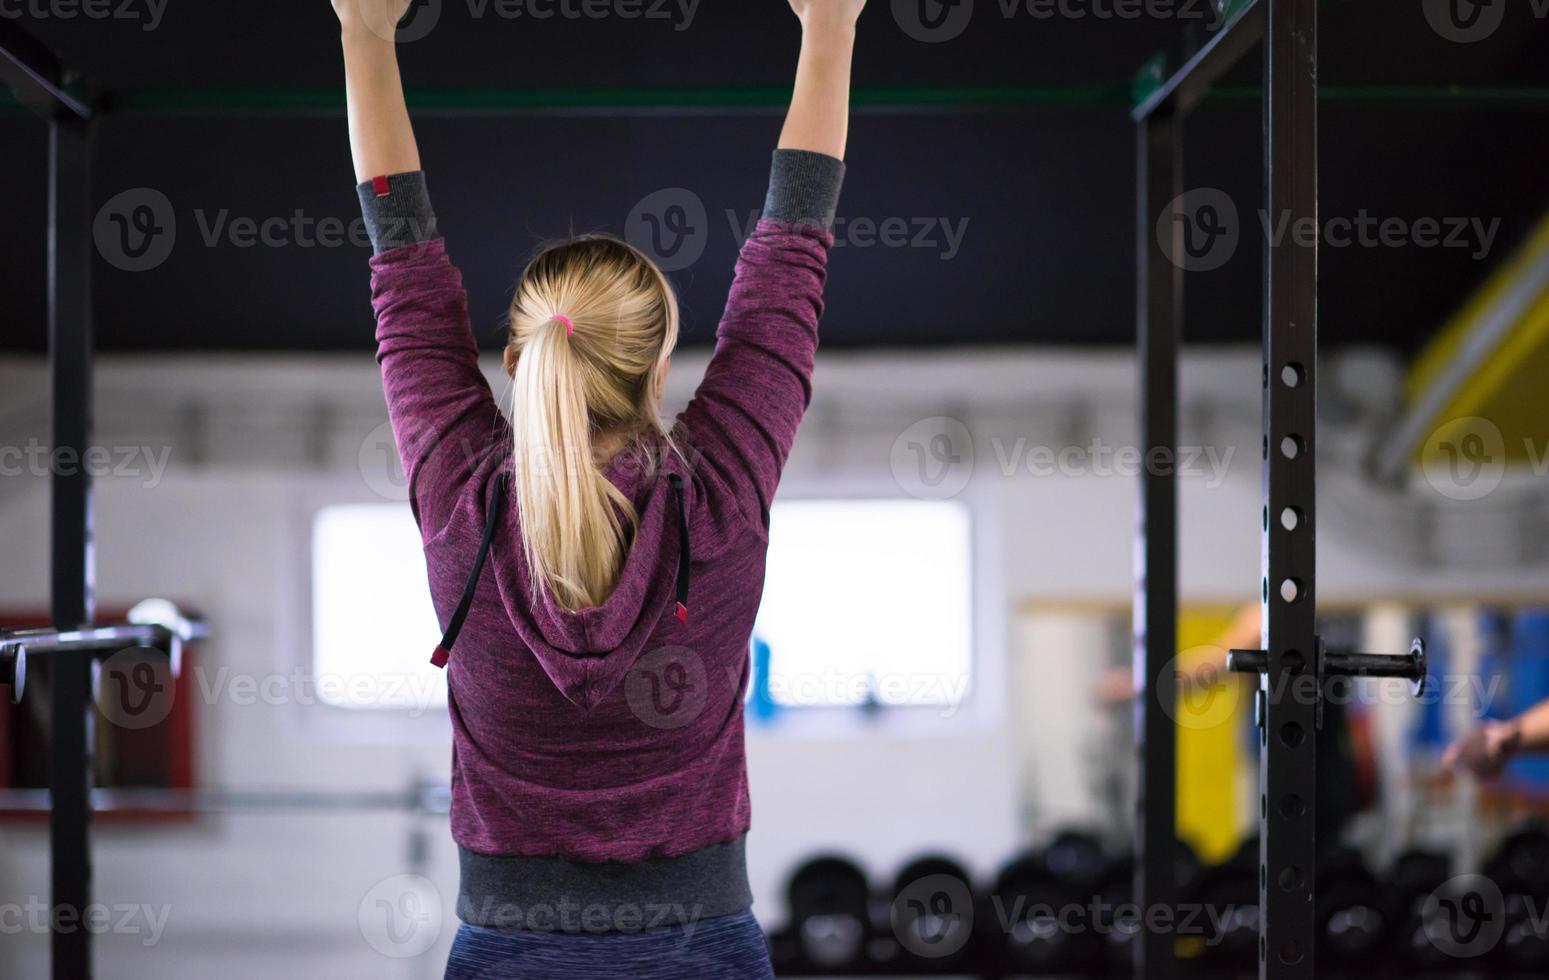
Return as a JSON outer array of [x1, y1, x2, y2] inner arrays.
[[328, 0, 864, 976]]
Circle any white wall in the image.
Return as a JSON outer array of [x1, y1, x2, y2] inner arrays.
[[0, 348, 1545, 978]]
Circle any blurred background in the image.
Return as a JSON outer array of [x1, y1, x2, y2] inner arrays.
[[3, 1, 1549, 977]]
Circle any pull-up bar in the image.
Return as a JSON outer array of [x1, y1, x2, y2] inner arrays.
[[2, 83, 1547, 117]]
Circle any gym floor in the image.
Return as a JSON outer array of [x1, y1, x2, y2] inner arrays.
[[3, 3, 1549, 979]]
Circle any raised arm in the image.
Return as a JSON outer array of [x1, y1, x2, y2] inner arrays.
[[332, 0, 500, 539], [332, 0, 420, 182], [779, 0, 864, 160], [676, 1, 864, 537]]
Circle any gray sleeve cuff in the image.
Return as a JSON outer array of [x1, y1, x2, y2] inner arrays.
[[762, 149, 846, 232], [356, 171, 440, 254]]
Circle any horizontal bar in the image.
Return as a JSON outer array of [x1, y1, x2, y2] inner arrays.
[[3, 83, 1545, 118], [1, 624, 164, 657], [1324, 650, 1422, 678], [1229, 642, 1426, 680], [1226, 648, 1269, 673], [0, 785, 452, 815], [1303, 86, 1549, 107], [101, 83, 1134, 115], [1132, 0, 1265, 120], [0, 623, 187, 658], [0, 600, 206, 657], [0, 19, 92, 121]]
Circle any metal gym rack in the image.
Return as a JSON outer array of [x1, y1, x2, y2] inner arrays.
[[1131, 1, 1428, 979]]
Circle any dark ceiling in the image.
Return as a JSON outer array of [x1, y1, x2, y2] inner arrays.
[[3, 2, 1548, 354]]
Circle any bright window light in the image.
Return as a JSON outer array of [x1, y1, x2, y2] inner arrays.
[[311, 498, 973, 712], [755, 500, 973, 707], [312, 505, 446, 712]]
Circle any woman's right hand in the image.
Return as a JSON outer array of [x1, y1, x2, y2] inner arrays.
[[331, 0, 416, 40]]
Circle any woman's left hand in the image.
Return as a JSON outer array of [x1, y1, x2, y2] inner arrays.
[[332, 0, 417, 41], [787, 0, 867, 32]]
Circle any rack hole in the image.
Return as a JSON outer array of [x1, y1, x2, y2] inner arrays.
[[1280, 434, 1303, 459], [1279, 794, 1305, 818], [1278, 866, 1302, 891], [1281, 362, 1305, 388], [1280, 722, 1305, 747], [1279, 940, 1303, 965], [1280, 506, 1302, 531], [1280, 578, 1303, 603]]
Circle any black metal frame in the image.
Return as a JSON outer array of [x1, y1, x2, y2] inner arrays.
[[1133, 109, 1181, 980], [1132, 0, 1323, 976], [1133, 2, 1430, 979], [50, 108, 97, 980], [1131, 2, 1279, 976], [2, 18, 99, 980], [1255, 0, 1320, 973]]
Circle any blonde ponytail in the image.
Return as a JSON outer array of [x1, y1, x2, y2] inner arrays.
[[508, 236, 679, 611]]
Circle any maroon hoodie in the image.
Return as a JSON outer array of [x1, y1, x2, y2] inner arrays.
[[360, 151, 845, 928]]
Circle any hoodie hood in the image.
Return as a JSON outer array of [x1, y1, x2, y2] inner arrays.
[[485, 437, 692, 712]]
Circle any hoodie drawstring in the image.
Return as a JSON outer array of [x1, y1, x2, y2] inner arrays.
[[670, 473, 691, 623], [432, 469, 691, 669], [431, 472, 509, 669]]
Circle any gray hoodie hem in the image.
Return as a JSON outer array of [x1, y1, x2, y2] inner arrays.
[[456, 835, 752, 933]]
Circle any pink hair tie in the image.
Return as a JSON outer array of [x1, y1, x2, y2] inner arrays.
[[551, 314, 575, 337]]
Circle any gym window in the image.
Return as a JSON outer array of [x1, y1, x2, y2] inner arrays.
[[311, 504, 448, 712], [310, 498, 973, 712], [755, 500, 973, 708]]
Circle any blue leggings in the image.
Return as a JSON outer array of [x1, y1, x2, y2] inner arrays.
[[443, 909, 775, 980]]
